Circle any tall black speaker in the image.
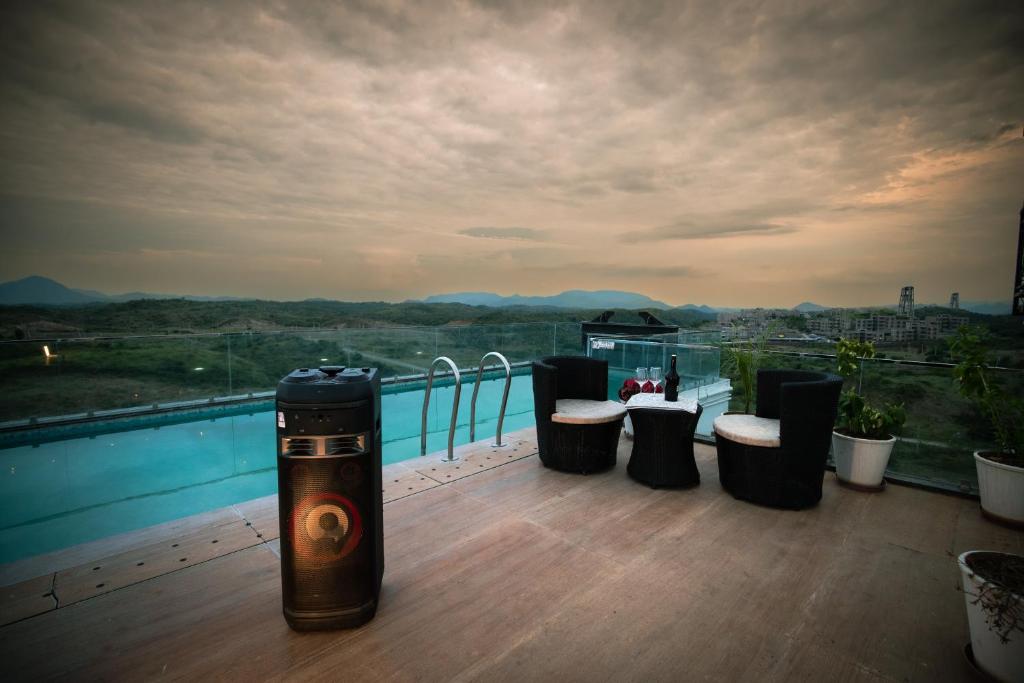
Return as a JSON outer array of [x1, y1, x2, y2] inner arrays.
[[276, 366, 383, 631]]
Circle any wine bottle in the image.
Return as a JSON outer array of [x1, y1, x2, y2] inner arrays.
[[664, 354, 680, 402]]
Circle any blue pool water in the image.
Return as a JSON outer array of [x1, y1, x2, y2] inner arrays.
[[0, 372, 535, 564]]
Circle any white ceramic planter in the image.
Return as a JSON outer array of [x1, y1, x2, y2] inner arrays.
[[974, 451, 1024, 527], [958, 551, 1024, 682], [831, 431, 896, 490]]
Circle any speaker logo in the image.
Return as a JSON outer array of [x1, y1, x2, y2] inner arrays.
[[289, 492, 363, 565]]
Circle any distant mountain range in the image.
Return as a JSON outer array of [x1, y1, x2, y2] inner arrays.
[[957, 301, 1012, 316], [793, 301, 830, 312], [0, 276, 246, 305], [419, 289, 676, 310], [0, 276, 1011, 315]]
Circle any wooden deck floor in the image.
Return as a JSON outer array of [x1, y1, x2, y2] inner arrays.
[[1, 427, 1021, 681]]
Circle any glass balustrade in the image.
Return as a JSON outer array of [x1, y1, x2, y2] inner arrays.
[[0, 322, 585, 424], [3, 324, 1020, 497]]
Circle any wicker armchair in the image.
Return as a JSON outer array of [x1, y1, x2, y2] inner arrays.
[[532, 356, 625, 474], [626, 403, 704, 488], [713, 369, 842, 509]]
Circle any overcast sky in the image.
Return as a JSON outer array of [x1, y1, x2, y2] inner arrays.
[[1, 0, 1021, 307]]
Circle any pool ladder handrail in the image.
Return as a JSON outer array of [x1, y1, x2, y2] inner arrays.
[[470, 352, 512, 447], [421, 356, 462, 462]]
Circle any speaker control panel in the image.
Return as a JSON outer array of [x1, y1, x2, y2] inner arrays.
[[281, 433, 367, 457]]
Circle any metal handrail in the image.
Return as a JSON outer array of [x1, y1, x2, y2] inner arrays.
[[421, 356, 462, 462], [469, 352, 512, 447]]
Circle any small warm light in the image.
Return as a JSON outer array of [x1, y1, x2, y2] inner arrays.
[[42, 345, 52, 358]]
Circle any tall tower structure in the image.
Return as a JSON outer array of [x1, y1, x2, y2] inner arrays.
[[949, 292, 959, 309], [1014, 201, 1024, 316], [898, 286, 915, 318]]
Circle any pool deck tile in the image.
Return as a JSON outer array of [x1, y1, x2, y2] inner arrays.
[[53, 515, 260, 606], [1, 574, 56, 627], [234, 494, 280, 541], [382, 461, 444, 503], [411, 430, 537, 483], [0, 506, 245, 587]]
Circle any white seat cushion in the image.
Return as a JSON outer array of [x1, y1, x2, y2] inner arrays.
[[551, 399, 627, 425], [713, 414, 781, 448]]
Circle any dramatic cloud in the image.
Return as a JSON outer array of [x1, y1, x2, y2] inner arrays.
[[458, 227, 546, 241], [625, 221, 797, 241], [0, 0, 1021, 306]]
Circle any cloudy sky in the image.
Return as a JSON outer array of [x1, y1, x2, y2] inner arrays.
[[1, 1, 1021, 307]]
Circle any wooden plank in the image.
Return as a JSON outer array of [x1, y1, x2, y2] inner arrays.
[[848, 479, 962, 558], [1, 546, 285, 681], [280, 516, 626, 681], [54, 516, 260, 606], [789, 536, 969, 682], [952, 496, 1024, 557], [1, 574, 55, 627]]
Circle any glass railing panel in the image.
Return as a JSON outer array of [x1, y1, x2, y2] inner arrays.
[[221, 331, 338, 395], [553, 322, 585, 357], [860, 360, 1024, 492], [0, 340, 66, 423], [590, 336, 723, 395], [0, 335, 233, 422], [752, 350, 1024, 492], [724, 352, 836, 413]]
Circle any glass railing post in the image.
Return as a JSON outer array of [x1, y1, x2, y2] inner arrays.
[[226, 335, 233, 395]]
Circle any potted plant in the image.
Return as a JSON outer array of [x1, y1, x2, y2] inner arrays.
[[957, 550, 1024, 682], [720, 327, 772, 414], [950, 325, 1024, 527], [831, 339, 906, 491]]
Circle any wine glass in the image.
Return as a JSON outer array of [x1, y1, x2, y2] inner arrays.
[[637, 367, 654, 393], [649, 367, 663, 394]]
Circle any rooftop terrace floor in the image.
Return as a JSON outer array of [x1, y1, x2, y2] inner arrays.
[[2, 427, 1021, 681]]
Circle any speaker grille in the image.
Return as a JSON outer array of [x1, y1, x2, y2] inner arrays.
[[280, 455, 374, 614]]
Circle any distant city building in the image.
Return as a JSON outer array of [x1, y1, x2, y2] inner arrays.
[[718, 286, 970, 344], [717, 308, 796, 340], [802, 310, 968, 343], [806, 309, 848, 338]]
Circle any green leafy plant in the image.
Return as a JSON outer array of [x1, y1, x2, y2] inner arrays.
[[834, 339, 906, 440], [721, 326, 773, 414], [950, 326, 1024, 463]]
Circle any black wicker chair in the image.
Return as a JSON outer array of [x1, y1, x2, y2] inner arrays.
[[714, 369, 842, 509], [532, 356, 624, 474], [626, 404, 704, 488]]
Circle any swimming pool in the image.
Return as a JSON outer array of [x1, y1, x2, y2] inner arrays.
[[0, 371, 535, 564]]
